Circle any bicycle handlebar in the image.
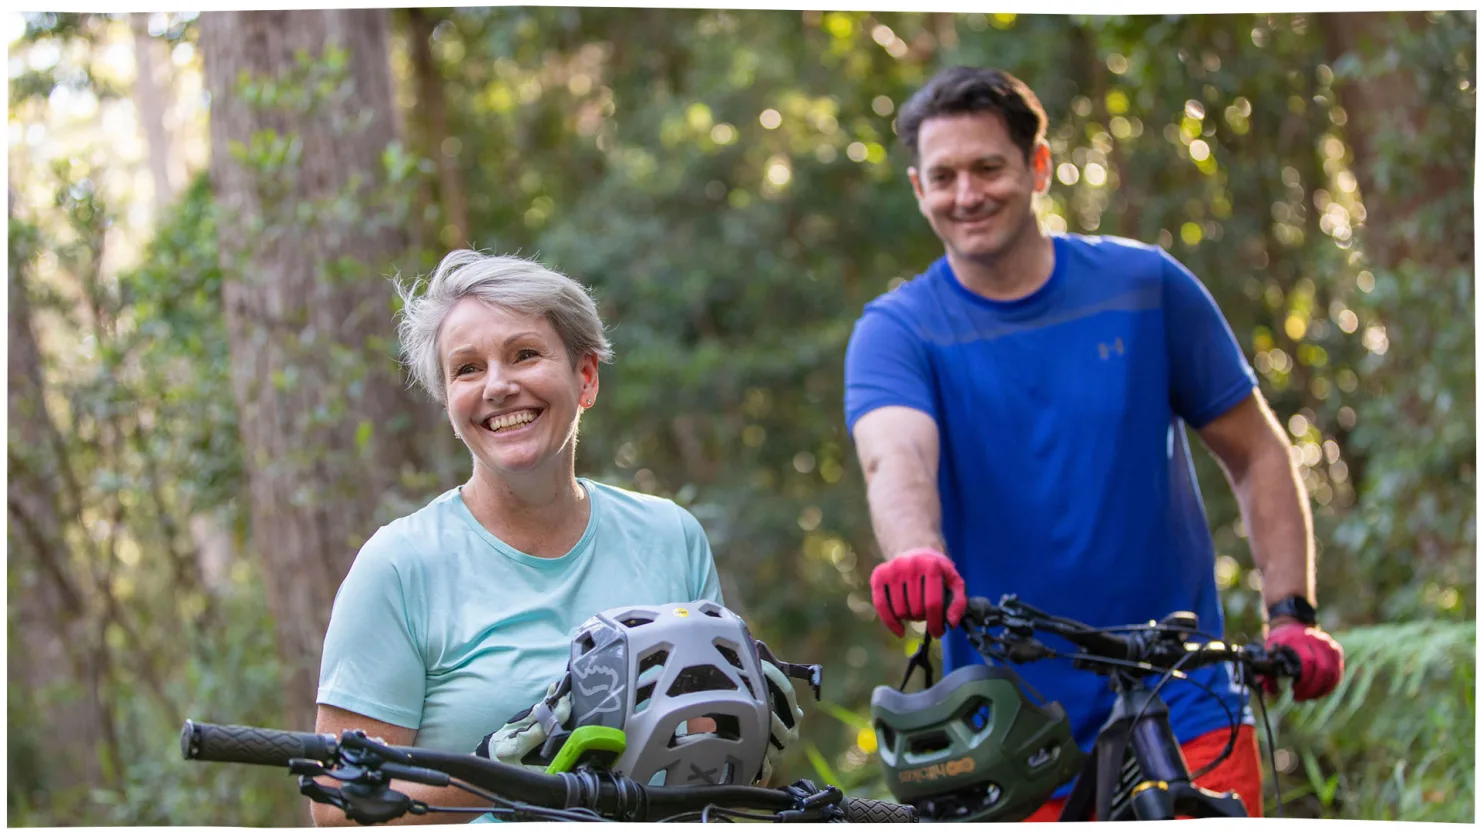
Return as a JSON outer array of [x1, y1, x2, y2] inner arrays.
[[180, 720, 917, 823], [960, 595, 1302, 680]]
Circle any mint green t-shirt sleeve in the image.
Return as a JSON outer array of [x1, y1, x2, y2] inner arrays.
[[316, 527, 426, 729], [679, 505, 723, 605]]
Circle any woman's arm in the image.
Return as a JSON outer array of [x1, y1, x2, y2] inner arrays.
[[311, 705, 491, 826]]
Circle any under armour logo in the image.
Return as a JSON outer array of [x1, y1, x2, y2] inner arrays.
[[1098, 338, 1125, 359]]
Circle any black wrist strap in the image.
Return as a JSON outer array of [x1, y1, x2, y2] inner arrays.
[[1267, 595, 1317, 626]]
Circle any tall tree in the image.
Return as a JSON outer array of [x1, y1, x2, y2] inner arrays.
[[199, 9, 430, 731], [130, 13, 176, 213], [405, 7, 470, 249]]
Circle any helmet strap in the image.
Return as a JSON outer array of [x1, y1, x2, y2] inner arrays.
[[900, 633, 936, 691], [755, 640, 824, 700]]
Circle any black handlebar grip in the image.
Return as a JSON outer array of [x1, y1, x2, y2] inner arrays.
[[181, 719, 337, 767], [838, 797, 919, 823]]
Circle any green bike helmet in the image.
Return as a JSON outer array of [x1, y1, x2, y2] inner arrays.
[[871, 650, 1083, 822]]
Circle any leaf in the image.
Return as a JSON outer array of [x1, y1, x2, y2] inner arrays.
[[813, 699, 873, 731], [803, 740, 843, 788]]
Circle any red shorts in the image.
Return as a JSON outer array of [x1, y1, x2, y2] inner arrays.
[[1022, 725, 1264, 821]]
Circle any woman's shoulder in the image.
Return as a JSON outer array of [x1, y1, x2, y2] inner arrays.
[[355, 488, 466, 570], [584, 479, 702, 535]]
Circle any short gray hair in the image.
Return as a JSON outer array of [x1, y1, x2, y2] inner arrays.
[[394, 250, 614, 405]]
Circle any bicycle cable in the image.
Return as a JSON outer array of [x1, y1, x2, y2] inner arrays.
[[1251, 680, 1286, 817], [430, 778, 611, 823], [1023, 642, 1243, 753]]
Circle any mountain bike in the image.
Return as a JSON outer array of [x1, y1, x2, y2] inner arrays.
[[178, 719, 918, 823], [947, 594, 1302, 821]]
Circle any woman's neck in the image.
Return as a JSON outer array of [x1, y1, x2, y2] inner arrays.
[[461, 463, 590, 558]]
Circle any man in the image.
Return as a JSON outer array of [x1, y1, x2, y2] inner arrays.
[[843, 66, 1344, 819]]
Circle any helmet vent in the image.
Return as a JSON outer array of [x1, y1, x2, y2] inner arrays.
[[876, 721, 897, 752], [701, 606, 724, 618], [667, 713, 741, 747], [960, 698, 991, 733], [639, 648, 671, 676], [667, 664, 740, 696], [574, 632, 597, 655], [908, 730, 951, 756], [620, 614, 655, 628], [635, 682, 656, 714], [714, 642, 745, 670]]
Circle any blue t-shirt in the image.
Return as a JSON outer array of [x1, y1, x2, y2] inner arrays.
[[844, 233, 1258, 761], [317, 478, 724, 755]]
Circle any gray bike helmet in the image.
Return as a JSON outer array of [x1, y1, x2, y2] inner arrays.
[[565, 600, 772, 787]]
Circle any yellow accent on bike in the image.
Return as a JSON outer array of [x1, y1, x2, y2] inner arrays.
[[1131, 780, 1170, 796]]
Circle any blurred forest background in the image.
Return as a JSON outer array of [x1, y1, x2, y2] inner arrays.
[[6, 7, 1475, 825]]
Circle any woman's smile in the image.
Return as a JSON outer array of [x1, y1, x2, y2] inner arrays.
[[481, 408, 544, 435]]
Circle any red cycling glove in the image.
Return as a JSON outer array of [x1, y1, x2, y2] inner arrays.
[[869, 548, 967, 639], [1264, 623, 1345, 701]]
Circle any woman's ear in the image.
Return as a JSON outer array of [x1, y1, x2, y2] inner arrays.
[[579, 353, 599, 408]]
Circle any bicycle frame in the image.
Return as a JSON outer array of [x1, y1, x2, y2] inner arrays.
[[1057, 668, 1248, 821]]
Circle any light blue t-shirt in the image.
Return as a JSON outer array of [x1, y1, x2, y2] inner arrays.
[[316, 478, 723, 755]]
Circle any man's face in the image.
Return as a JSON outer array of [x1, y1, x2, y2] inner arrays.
[[908, 111, 1051, 264]]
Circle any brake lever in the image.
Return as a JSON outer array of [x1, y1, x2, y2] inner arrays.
[[774, 780, 844, 822], [290, 758, 328, 778]]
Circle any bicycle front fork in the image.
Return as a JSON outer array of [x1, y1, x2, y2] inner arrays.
[[1061, 687, 1248, 821]]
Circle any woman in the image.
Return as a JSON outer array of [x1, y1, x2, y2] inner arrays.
[[311, 251, 726, 824]]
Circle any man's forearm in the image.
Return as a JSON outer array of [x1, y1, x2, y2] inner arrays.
[[1234, 445, 1316, 609], [865, 454, 946, 559]]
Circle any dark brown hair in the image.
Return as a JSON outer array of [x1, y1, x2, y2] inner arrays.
[[896, 66, 1048, 166]]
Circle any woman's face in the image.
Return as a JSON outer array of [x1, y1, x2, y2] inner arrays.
[[439, 298, 598, 479]]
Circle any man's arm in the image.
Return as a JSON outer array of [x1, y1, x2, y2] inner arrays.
[[852, 405, 945, 559], [1195, 390, 1315, 624], [311, 705, 486, 826]]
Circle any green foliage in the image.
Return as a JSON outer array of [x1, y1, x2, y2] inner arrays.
[[1267, 621, 1475, 821], [8, 141, 288, 825], [117, 172, 243, 516], [7, 8, 1472, 825], [9, 583, 300, 827]]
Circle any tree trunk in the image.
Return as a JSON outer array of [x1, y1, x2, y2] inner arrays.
[[199, 9, 429, 732], [130, 13, 176, 213], [406, 8, 470, 249]]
